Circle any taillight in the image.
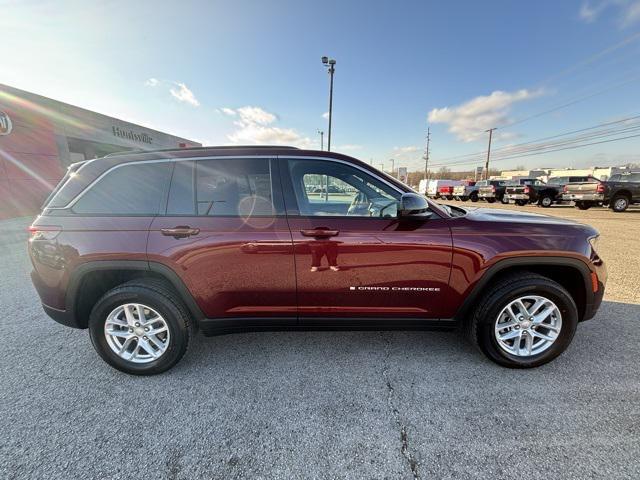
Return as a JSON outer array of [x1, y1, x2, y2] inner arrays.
[[28, 225, 61, 241], [563, 185, 568, 193], [523, 186, 530, 194], [491, 186, 496, 192], [596, 183, 605, 193]]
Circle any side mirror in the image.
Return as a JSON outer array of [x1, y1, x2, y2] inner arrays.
[[398, 193, 432, 219]]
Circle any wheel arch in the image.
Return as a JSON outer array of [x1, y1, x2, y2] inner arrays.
[[454, 257, 593, 323], [67, 261, 204, 329]]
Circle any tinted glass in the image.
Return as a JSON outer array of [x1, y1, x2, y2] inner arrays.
[[194, 158, 275, 216], [288, 159, 401, 217], [166, 161, 196, 215], [72, 162, 172, 215]]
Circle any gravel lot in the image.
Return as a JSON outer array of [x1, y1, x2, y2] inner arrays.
[[1, 206, 639, 479]]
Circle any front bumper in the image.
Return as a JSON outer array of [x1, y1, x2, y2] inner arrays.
[[563, 193, 605, 202], [41, 304, 84, 329]]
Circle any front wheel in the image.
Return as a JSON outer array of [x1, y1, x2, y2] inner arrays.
[[486, 198, 496, 204], [470, 192, 479, 203], [465, 273, 578, 368], [515, 200, 528, 206], [539, 195, 553, 208], [89, 280, 193, 375]]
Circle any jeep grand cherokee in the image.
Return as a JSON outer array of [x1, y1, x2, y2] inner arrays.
[[29, 146, 606, 375]]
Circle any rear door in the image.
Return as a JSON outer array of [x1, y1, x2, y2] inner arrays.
[[148, 157, 296, 321], [280, 156, 453, 321]]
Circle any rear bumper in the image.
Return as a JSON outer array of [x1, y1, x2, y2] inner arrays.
[[478, 192, 496, 199], [563, 193, 604, 202], [41, 304, 83, 329], [504, 193, 529, 201]]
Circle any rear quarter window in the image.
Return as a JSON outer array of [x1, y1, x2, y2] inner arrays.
[[72, 162, 173, 215]]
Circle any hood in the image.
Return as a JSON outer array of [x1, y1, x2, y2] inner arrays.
[[463, 207, 588, 227]]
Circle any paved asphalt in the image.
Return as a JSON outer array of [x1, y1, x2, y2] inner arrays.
[[1, 216, 639, 479]]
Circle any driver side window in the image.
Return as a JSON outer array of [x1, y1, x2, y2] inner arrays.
[[287, 159, 401, 217]]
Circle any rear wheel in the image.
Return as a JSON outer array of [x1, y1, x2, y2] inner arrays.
[[610, 195, 629, 212], [465, 273, 578, 368], [470, 192, 479, 203], [575, 201, 592, 210], [486, 198, 496, 204], [89, 280, 193, 375], [515, 200, 528, 206]]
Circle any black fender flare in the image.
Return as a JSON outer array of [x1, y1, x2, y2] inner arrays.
[[66, 260, 205, 322], [454, 256, 595, 322]]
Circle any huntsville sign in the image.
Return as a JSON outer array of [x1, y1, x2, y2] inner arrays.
[[112, 126, 153, 144]]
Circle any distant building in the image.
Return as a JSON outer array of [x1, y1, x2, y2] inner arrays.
[[545, 166, 627, 181], [0, 83, 200, 219], [500, 169, 549, 180]]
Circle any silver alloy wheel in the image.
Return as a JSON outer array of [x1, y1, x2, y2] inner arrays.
[[494, 295, 562, 357], [104, 303, 170, 364], [541, 196, 552, 207]]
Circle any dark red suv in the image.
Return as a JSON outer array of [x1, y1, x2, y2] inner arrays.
[[29, 146, 606, 374]]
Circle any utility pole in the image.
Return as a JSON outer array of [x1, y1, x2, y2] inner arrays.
[[317, 130, 324, 151], [484, 127, 497, 180], [379, 162, 385, 172], [423, 127, 431, 181], [321, 56, 336, 151]]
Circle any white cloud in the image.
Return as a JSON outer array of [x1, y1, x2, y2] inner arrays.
[[144, 78, 159, 87], [221, 106, 314, 148], [428, 89, 543, 142], [393, 146, 420, 154], [218, 107, 237, 116], [322, 112, 330, 119], [169, 82, 200, 107], [579, 1, 640, 27]]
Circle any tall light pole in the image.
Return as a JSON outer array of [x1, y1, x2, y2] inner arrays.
[[321, 56, 336, 151], [317, 129, 324, 151], [389, 158, 395, 177], [484, 127, 497, 180], [423, 127, 431, 181]]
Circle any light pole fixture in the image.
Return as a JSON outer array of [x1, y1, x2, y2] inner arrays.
[[317, 129, 324, 151], [321, 56, 336, 151]]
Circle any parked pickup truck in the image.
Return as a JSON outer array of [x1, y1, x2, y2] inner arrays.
[[563, 172, 640, 212], [453, 181, 478, 202], [504, 176, 596, 208], [479, 179, 538, 204]]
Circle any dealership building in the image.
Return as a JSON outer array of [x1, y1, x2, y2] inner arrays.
[[0, 83, 201, 219]]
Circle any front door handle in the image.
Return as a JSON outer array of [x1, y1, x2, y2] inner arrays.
[[160, 226, 200, 239], [300, 228, 339, 238]]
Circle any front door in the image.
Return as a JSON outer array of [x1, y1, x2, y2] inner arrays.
[[148, 157, 296, 321], [280, 157, 453, 320]]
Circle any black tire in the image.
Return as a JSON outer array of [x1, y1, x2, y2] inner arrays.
[[500, 195, 509, 204], [575, 201, 591, 210], [465, 272, 578, 368], [461, 197, 469, 202], [515, 200, 528, 206], [89, 279, 193, 375], [486, 198, 496, 204], [539, 195, 553, 208], [470, 192, 479, 203], [610, 194, 629, 212]]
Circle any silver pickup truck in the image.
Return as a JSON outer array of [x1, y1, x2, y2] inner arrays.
[[453, 182, 480, 202]]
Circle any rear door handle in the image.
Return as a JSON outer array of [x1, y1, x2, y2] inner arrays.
[[300, 228, 339, 238], [160, 226, 200, 238]]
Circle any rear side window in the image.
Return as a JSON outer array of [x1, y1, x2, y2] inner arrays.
[[72, 163, 172, 215], [166, 158, 277, 216]]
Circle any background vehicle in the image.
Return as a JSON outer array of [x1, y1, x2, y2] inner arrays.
[[425, 179, 464, 199], [563, 172, 640, 211], [453, 181, 478, 202], [29, 146, 605, 374], [505, 176, 596, 207], [478, 179, 535, 204]]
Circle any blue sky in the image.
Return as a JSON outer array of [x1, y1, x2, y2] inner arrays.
[[1, 0, 639, 171]]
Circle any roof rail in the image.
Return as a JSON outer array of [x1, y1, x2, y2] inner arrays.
[[102, 145, 299, 158]]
